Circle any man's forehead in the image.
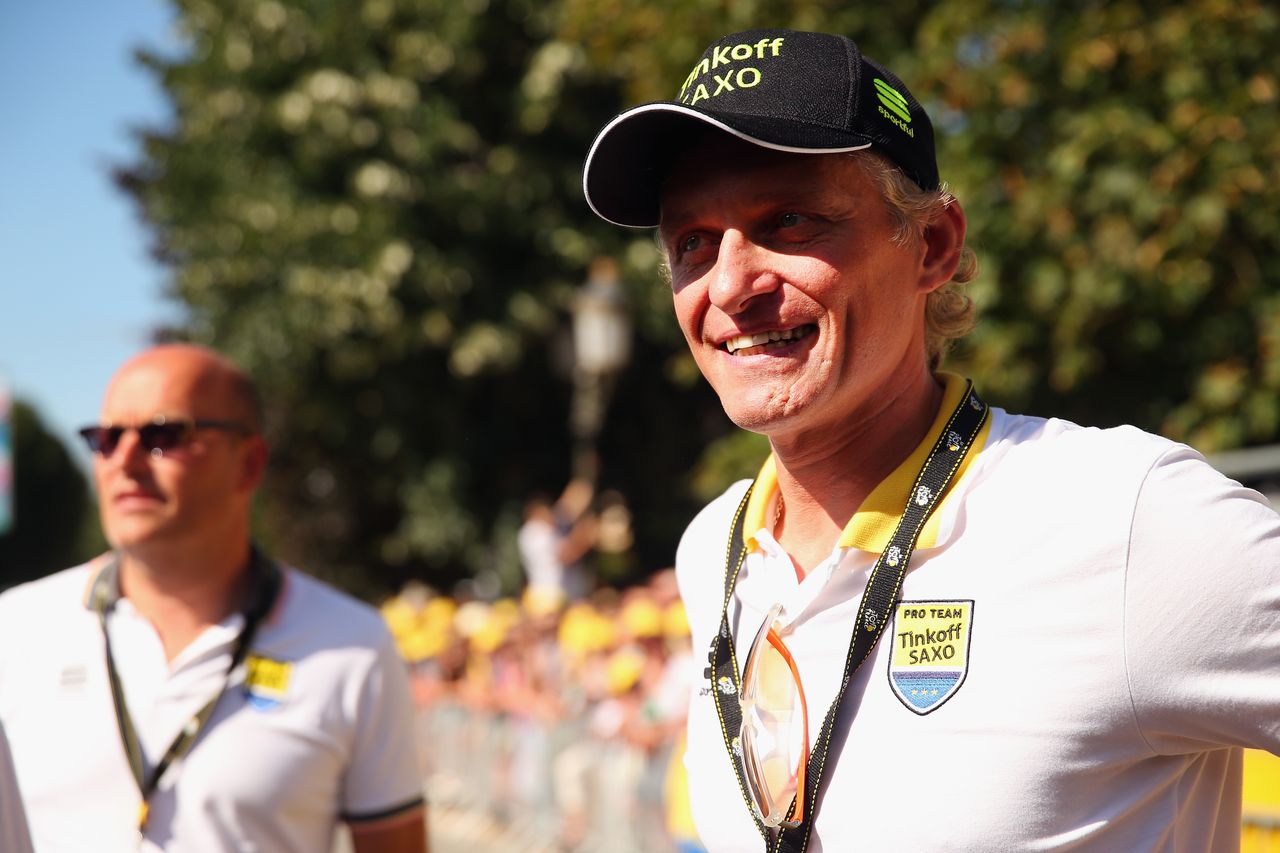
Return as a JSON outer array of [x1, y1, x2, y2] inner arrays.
[[102, 354, 228, 417], [659, 144, 860, 224]]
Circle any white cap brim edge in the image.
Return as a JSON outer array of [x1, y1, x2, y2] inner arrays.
[[583, 102, 873, 228]]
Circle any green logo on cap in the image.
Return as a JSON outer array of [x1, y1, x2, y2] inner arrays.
[[873, 78, 914, 137]]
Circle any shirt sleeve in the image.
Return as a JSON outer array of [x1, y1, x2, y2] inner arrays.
[[340, 628, 425, 822], [1124, 445, 1280, 756]]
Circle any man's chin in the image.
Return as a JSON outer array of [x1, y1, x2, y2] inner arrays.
[[717, 387, 818, 435], [103, 520, 173, 554], [721, 404, 797, 437]]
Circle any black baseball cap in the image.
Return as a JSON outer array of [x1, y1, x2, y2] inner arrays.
[[583, 28, 940, 228]]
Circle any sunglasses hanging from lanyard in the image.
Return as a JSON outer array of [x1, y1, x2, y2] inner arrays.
[[710, 380, 989, 853]]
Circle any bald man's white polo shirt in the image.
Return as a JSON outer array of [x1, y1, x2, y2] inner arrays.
[[676, 376, 1280, 852], [0, 561, 424, 853]]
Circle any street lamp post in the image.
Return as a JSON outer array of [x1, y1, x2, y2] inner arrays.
[[570, 257, 631, 485]]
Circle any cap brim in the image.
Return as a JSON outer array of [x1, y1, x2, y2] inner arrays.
[[583, 103, 874, 229]]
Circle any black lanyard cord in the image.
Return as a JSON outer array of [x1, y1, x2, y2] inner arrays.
[[90, 549, 283, 831], [711, 381, 989, 853]]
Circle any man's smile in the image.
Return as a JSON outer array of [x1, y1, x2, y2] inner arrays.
[[721, 324, 818, 356]]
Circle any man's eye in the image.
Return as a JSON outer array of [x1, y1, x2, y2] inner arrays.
[[779, 212, 805, 228], [680, 234, 703, 254]]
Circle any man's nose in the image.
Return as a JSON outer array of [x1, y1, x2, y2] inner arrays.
[[708, 230, 782, 314], [110, 429, 153, 473]]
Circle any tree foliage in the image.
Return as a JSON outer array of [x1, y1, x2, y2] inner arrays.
[[121, 0, 1280, 594], [563, 0, 1280, 448], [0, 402, 97, 588], [120, 0, 724, 595]]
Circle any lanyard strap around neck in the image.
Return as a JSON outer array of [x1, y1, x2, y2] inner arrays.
[[710, 380, 989, 853], [90, 548, 282, 832]]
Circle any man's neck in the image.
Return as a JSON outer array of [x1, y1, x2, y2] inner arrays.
[[769, 372, 945, 577], [117, 541, 254, 662]]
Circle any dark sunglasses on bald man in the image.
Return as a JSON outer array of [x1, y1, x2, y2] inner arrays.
[[78, 416, 253, 457]]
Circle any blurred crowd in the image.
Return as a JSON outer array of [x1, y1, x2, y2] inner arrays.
[[380, 569, 705, 853]]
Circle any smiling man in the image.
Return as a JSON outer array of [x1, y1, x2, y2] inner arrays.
[[0, 344, 427, 853], [583, 28, 1280, 852]]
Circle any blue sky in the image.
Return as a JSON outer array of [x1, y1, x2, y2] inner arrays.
[[1, 0, 179, 470]]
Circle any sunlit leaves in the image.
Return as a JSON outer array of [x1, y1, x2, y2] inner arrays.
[[121, 0, 1280, 593]]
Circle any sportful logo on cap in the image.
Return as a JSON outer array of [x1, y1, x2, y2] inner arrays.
[[874, 78, 914, 138], [678, 36, 788, 106]]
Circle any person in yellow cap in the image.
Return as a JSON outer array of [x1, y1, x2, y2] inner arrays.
[[583, 27, 1280, 853]]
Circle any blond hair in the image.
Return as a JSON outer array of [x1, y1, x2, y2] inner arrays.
[[851, 151, 978, 369]]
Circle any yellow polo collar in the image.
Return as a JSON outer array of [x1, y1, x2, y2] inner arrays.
[[742, 373, 992, 553]]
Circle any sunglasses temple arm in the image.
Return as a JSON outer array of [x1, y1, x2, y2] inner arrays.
[[767, 629, 809, 825]]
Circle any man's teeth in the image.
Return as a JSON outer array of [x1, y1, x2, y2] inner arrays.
[[724, 327, 810, 354]]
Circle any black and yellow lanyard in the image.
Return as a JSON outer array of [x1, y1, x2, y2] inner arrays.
[[710, 380, 989, 853], [89, 549, 282, 835]]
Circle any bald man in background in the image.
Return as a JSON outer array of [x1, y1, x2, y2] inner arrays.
[[0, 344, 427, 852]]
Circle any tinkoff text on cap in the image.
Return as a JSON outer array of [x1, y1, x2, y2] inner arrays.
[[583, 28, 940, 228]]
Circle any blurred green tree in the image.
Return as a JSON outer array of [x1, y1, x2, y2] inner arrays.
[[120, 0, 1280, 594], [0, 402, 95, 589], [563, 0, 1280, 449], [119, 0, 725, 596]]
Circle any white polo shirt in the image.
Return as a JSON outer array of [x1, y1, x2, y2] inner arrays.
[[0, 561, 424, 853], [0, 720, 33, 853], [677, 376, 1280, 851]]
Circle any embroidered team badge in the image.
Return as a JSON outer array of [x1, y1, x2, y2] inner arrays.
[[888, 600, 973, 714], [244, 654, 292, 711]]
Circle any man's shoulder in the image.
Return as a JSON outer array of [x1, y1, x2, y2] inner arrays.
[[0, 560, 103, 615], [680, 478, 754, 546], [674, 479, 752, 590], [517, 517, 557, 548], [0, 562, 105, 658], [992, 409, 1180, 474], [271, 566, 391, 649], [983, 411, 1222, 530]]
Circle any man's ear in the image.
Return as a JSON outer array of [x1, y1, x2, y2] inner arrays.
[[238, 436, 269, 494], [919, 197, 967, 294]]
